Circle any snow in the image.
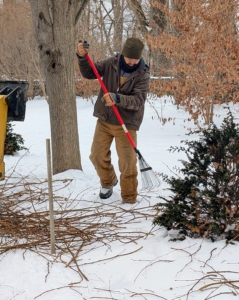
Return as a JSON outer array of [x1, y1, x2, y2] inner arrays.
[[1, 95, 239, 300]]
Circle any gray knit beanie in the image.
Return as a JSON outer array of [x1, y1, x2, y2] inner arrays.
[[121, 37, 144, 59]]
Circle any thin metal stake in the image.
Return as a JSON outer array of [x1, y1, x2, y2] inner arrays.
[[46, 139, 56, 254]]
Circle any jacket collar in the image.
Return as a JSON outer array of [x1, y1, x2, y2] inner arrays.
[[112, 53, 149, 74]]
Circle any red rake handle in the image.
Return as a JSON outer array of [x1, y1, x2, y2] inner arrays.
[[85, 53, 137, 151]]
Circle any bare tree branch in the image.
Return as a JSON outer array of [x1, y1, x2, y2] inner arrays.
[[75, 0, 91, 26], [99, 1, 114, 55], [126, 0, 149, 32], [47, 0, 53, 24]]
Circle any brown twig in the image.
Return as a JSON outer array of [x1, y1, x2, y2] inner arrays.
[[199, 280, 239, 291], [0, 172, 157, 287]]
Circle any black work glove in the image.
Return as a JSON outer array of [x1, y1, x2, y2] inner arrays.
[[77, 40, 89, 57]]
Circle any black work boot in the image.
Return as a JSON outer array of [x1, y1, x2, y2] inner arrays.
[[99, 180, 118, 199]]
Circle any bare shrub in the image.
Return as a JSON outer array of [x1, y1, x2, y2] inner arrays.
[[147, 0, 239, 124]]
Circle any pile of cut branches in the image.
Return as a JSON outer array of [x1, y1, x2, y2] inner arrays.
[[0, 174, 156, 281]]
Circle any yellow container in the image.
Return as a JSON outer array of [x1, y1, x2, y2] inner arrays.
[[0, 95, 8, 180]]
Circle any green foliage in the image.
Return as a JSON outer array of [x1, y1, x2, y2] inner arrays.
[[4, 122, 28, 155], [154, 109, 239, 242]]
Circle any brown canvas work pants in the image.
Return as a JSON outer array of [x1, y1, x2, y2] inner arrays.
[[90, 120, 138, 203]]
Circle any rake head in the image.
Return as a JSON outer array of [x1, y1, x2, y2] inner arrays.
[[138, 155, 160, 190]]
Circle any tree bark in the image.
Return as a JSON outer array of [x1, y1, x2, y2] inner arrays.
[[30, 0, 83, 174], [126, 0, 149, 32], [150, 0, 167, 33], [112, 0, 124, 53]]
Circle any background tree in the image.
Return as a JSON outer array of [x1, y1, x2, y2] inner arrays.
[[148, 0, 239, 124], [74, 0, 146, 97], [112, 0, 124, 53], [0, 0, 46, 98]]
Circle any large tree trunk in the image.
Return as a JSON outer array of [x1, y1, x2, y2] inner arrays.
[[30, 0, 82, 174]]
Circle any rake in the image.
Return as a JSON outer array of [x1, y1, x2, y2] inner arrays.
[[85, 52, 160, 190]]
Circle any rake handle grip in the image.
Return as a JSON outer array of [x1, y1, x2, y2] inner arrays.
[[85, 53, 137, 151]]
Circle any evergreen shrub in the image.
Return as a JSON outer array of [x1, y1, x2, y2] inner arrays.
[[4, 122, 28, 155], [154, 109, 239, 242]]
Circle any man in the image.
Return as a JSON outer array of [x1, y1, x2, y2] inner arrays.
[[77, 37, 150, 204]]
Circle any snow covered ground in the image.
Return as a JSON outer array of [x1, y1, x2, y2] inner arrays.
[[1, 95, 239, 300]]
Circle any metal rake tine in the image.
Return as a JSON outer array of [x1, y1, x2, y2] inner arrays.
[[138, 155, 160, 191]]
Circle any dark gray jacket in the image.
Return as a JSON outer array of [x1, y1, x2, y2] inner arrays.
[[78, 54, 150, 131]]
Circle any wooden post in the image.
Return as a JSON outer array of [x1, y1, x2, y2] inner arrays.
[[46, 139, 56, 254]]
